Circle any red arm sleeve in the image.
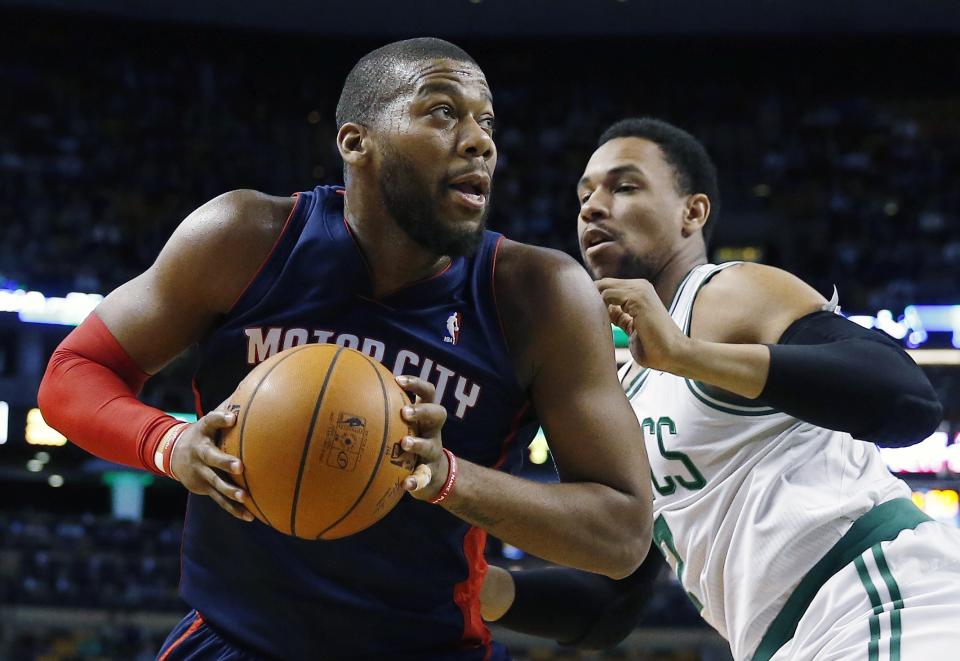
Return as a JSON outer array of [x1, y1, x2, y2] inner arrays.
[[37, 312, 182, 476]]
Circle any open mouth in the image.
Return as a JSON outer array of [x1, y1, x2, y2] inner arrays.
[[448, 173, 490, 210], [582, 227, 616, 254]]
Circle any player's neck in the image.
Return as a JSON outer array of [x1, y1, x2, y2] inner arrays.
[[344, 197, 450, 298], [651, 245, 707, 309]]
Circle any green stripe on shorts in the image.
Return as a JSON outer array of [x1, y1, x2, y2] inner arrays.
[[854, 554, 882, 661], [752, 499, 930, 661], [872, 545, 904, 661]]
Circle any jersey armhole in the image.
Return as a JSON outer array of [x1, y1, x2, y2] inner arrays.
[[683, 262, 779, 415], [224, 193, 305, 318]]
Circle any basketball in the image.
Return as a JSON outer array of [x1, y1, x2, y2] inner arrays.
[[218, 344, 416, 540]]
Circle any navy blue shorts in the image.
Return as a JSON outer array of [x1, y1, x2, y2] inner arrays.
[[156, 611, 264, 661], [157, 610, 512, 660]]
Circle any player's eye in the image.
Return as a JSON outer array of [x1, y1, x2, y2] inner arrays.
[[579, 191, 593, 204], [479, 116, 495, 133], [430, 105, 456, 120], [615, 184, 638, 194]]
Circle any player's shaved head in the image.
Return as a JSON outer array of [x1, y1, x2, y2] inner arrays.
[[336, 37, 480, 130]]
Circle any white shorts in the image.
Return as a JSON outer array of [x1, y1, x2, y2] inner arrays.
[[769, 520, 960, 660]]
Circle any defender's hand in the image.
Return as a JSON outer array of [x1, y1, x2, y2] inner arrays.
[[170, 407, 254, 522], [596, 278, 692, 374], [396, 375, 450, 501]]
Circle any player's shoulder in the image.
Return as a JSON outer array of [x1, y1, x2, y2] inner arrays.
[[693, 262, 827, 343], [495, 238, 593, 292], [193, 189, 295, 244], [494, 239, 609, 383]]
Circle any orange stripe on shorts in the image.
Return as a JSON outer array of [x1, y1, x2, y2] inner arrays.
[[158, 611, 205, 661]]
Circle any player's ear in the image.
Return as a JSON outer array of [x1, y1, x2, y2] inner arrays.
[[337, 123, 371, 168], [681, 193, 710, 238]]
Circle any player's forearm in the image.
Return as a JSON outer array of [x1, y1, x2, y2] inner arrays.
[[671, 338, 770, 399], [37, 313, 180, 475], [441, 459, 650, 579]]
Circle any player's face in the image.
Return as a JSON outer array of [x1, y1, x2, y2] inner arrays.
[[576, 137, 690, 280], [376, 59, 496, 257]]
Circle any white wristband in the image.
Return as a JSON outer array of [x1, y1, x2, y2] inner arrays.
[[154, 422, 188, 479]]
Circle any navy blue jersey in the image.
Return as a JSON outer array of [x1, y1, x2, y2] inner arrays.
[[183, 186, 538, 659]]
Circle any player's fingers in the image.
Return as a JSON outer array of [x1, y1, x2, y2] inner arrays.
[[404, 463, 433, 492], [201, 465, 247, 505], [594, 277, 628, 292], [198, 440, 243, 475], [401, 435, 443, 462], [599, 287, 628, 307], [608, 303, 633, 326], [401, 402, 447, 433], [208, 488, 254, 522], [396, 375, 437, 403], [607, 303, 621, 324], [198, 409, 237, 434]]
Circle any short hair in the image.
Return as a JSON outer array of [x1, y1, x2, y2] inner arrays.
[[336, 38, 479, 130], [598, 118, 721, 247]]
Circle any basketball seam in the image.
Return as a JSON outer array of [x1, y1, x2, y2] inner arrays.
[[290, 346, 345, 537], [316, 354, 393, 539], [238, 344, 314, 529]]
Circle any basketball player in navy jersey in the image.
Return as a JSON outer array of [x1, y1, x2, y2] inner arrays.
[[38, 40, 654, 659]]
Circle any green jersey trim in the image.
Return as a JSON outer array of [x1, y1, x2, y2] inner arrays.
[[679, 262, 779, 414], [684, 379, 779, 416], [752, 498, 931, 661], [625, 369, 651, 399], [619, 266, 696, 399], [668, 267, 699, 317]]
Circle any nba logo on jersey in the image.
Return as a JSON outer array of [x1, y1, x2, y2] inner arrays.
[[444, 312, 462, 345]]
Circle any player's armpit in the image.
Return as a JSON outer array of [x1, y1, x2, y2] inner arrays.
[[761, 310, 942, 447], [493, 545, 664, 649]]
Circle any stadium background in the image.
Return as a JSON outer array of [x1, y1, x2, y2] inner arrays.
[[1, 1, 959, 658]]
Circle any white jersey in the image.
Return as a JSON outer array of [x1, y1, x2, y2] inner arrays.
[[622, 263, 910, 660]]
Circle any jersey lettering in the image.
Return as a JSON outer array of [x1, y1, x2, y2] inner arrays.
[[245, 327, 282, 364], [643, 416, 707, 495], [244, 326, 482, 420]]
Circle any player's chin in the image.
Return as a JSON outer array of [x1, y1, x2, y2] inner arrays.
[[584, 249, 624, 281]]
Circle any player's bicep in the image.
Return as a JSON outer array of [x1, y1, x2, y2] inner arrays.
[[94, 268, 215, 375], [530, 269, 648, 495], [693, 263, 828, 345]]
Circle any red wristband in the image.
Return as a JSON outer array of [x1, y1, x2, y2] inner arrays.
[[428, 449, 458, 505]]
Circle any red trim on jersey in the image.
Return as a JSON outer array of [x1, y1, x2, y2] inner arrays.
[[453, 526, 492, 657], [493, 400, 532, 470], [490, 235, 511, 353], [191, 377, 204, 417], [225, 193, 303, 314], [158, 611, 205, 661]]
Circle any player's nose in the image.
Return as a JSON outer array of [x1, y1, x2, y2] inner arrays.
[[458, 116, 495, 161], [580, 191, 610, 223]]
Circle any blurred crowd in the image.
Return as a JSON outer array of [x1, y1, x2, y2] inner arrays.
[[1, 21, 958, 315], [0, 512, 183, 610]]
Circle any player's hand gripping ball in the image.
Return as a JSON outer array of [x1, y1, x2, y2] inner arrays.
[[217, 344, 417, 540]]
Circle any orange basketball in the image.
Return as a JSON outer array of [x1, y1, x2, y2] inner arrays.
[[219, 344, 416, 540]]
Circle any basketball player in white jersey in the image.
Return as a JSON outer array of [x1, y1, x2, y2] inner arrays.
[[481, 118, 960, 660]]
